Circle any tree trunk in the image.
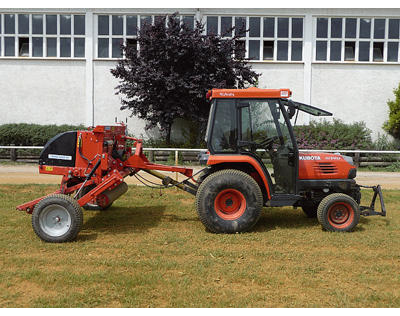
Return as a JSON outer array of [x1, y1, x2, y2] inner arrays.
[[165, 124, 172, 146]]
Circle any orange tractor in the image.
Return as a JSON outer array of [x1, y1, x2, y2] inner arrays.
[[17, 87, 385, 242]]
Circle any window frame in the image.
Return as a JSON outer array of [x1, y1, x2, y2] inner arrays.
[[95, 13, 196, 60], [204, 15, 304, 63], [314, 16, 400, 63], [0, 12, 86, 59]]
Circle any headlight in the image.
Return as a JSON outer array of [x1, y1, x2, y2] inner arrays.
[[342, 155, 354, 166]]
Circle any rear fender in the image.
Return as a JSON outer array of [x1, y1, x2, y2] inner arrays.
[[206, 155, 272, 200]]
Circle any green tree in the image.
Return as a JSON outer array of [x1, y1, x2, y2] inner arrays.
[[383, 83, 400, 139], [111, 13, 259, 146]]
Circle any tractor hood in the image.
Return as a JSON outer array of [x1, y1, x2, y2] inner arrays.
[[298, 152, 356, 180]]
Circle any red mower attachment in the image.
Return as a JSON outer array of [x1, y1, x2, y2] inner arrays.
[[17, 124, 198, 242]]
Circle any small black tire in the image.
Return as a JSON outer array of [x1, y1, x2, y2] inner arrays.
[[195, 169, 263, 233], [32, 194, 83, 242], [317, 193, 360, 232]]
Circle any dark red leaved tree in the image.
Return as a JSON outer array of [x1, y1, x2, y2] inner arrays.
[[111, 13, 259, 145]]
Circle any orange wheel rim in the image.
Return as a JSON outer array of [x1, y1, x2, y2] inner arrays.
[[327, 202, 354, 229], [214, 189, 246, 220]]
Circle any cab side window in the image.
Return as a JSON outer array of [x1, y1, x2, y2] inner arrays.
[[211, 99, 237, 152], [240, 106, 252, 142]]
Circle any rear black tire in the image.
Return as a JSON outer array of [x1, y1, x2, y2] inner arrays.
[[32, 194, 83, 243], [317, 193, 360, 232], [195, 169, 263, 233]]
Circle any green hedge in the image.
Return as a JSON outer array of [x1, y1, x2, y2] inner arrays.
[[0, 123, 86, 146], [293, 119, 374, 150], [0, 121, 395, 151]]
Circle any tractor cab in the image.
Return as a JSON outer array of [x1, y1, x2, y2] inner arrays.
[[204, 87, 331, 196]]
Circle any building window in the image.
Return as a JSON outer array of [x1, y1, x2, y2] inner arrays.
[[387, 42, 399, 62], [263, 40, 274, 60], [0, 13, 85, 58], [205, 15, 304, 62], [46, 38, 57, 57], [316, 41, 327, 60], [18, 37, 29, 56], [315, 17, 400, 63], [207, 16, 218, 35], [360, 18, 371, 38], [249, 40, 260, 60], [96, 14, 195, 59], [32, 37, 43, 57], [373, 42, 384, 61], [344, 41, 355, 61], [330, 40, 341, 61], [359, 42, 370, 61]]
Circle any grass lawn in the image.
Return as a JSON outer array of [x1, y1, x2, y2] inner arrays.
[[0, 184, 399, 307]]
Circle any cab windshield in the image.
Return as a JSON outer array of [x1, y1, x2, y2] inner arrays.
[[208, 98, 294, 153], [240, 99, 293, 150]]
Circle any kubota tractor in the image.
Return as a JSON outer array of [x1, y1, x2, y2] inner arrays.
[[195, 87, 385, 234], [17, 87, 385, 242]]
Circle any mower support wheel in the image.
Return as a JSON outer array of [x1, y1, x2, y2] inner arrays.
[[32, 194, 83, 242], [317, 193, 360, 232], [195, 169, 263, 233]]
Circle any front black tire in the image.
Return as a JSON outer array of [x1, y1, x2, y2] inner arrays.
[[32, 194, 83, 242], [317, 193, 360, 232], [195, 169, 263, 233]]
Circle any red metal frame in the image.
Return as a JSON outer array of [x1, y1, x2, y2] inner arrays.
[[16, 124, 193, 214]]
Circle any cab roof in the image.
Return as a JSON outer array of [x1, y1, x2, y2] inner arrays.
[[207, 87, 292, 100]]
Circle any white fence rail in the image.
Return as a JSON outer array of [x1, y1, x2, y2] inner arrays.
[[1, 146, 400, 166], [2, 146, 400, 154]]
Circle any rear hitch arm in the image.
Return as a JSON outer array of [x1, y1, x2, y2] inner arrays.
[[358, 184, 386, 217], [141, 169, 198, 195]]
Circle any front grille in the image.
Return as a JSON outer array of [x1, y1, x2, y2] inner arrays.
[[315, 162, 338, 174]]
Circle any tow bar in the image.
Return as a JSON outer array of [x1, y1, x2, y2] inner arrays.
[[359, 185, 386, 217]]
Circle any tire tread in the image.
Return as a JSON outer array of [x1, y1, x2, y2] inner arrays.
[[32, 194, 83, 242]]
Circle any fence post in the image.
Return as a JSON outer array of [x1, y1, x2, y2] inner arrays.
[[10, 145, 17, 161], [354, 152, 360, 167], [148, 150, 154, 162], [175, 150, 179, 190]]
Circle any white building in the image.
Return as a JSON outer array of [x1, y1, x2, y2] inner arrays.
[[0, 8, 399, 139]]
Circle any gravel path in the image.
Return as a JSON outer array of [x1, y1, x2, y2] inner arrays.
[[1, 164, 399, 189], [0, 164, 205, 186]]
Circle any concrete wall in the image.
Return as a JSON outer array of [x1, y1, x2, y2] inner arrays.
[[251, 62, 310, 125], [1, 56, 396, 140], [93, 60, 150, 138], [1, 7, 400, 142], [311, 64, 398, 137], [0, 59, 86, 125]]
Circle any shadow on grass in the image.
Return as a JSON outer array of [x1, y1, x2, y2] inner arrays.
[[79, 204, 384, 238], [81, 205, 166, 235], [253, 207, 320, 232]]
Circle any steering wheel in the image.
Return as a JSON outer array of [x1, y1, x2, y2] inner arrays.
[[257, 136, 280, 149]]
